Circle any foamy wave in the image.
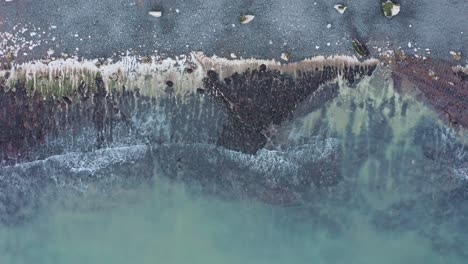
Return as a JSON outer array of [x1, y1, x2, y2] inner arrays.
[[1, 52, 379, 97], [1, 145, 149, 192]]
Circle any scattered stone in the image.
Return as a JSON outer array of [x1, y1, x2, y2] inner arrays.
[[352, 38, 370, 57], [382, 1, 400, 18], [5, 51, 15, 63], [230, 53, 237, 59], [141, 56, 152, 64], [280, 52, 290, 61], [62, 96, 72, 105], [149, 10, 162, 17], [259, 64, 267, 71], [428, 69, 438, 79], [240, 15, 255, 24], [449, 51, 462, 61], [334, 4, 347, 14], [394, 50, 406, 61], [166, 80, 174, 87]]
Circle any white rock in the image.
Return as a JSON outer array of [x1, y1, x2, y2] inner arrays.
[[334, 4, 347, 14], [149, 11, 162, 17], [382, 1, 400, 18], [280, 52, 289, 61], [449, 51, 462, 61], [240, 15, 255, 24], [230, 53, 237, 59]]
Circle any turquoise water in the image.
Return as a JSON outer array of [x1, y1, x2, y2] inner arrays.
[[0, 177, 464, 264]]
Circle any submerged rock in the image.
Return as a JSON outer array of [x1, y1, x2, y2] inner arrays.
[[382, 1, 400, 18]]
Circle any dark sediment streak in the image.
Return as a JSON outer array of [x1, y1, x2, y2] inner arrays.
[[203, 64, 375, 154], [392, 57, 468, 129]]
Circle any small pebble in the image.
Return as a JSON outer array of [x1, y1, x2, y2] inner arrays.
[[149, 11, 162, 17], [449, 51, 462, 61]]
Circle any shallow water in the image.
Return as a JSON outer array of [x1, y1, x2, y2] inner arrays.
[[0, 176, 465, 264], [0, 68, 467, 263]]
